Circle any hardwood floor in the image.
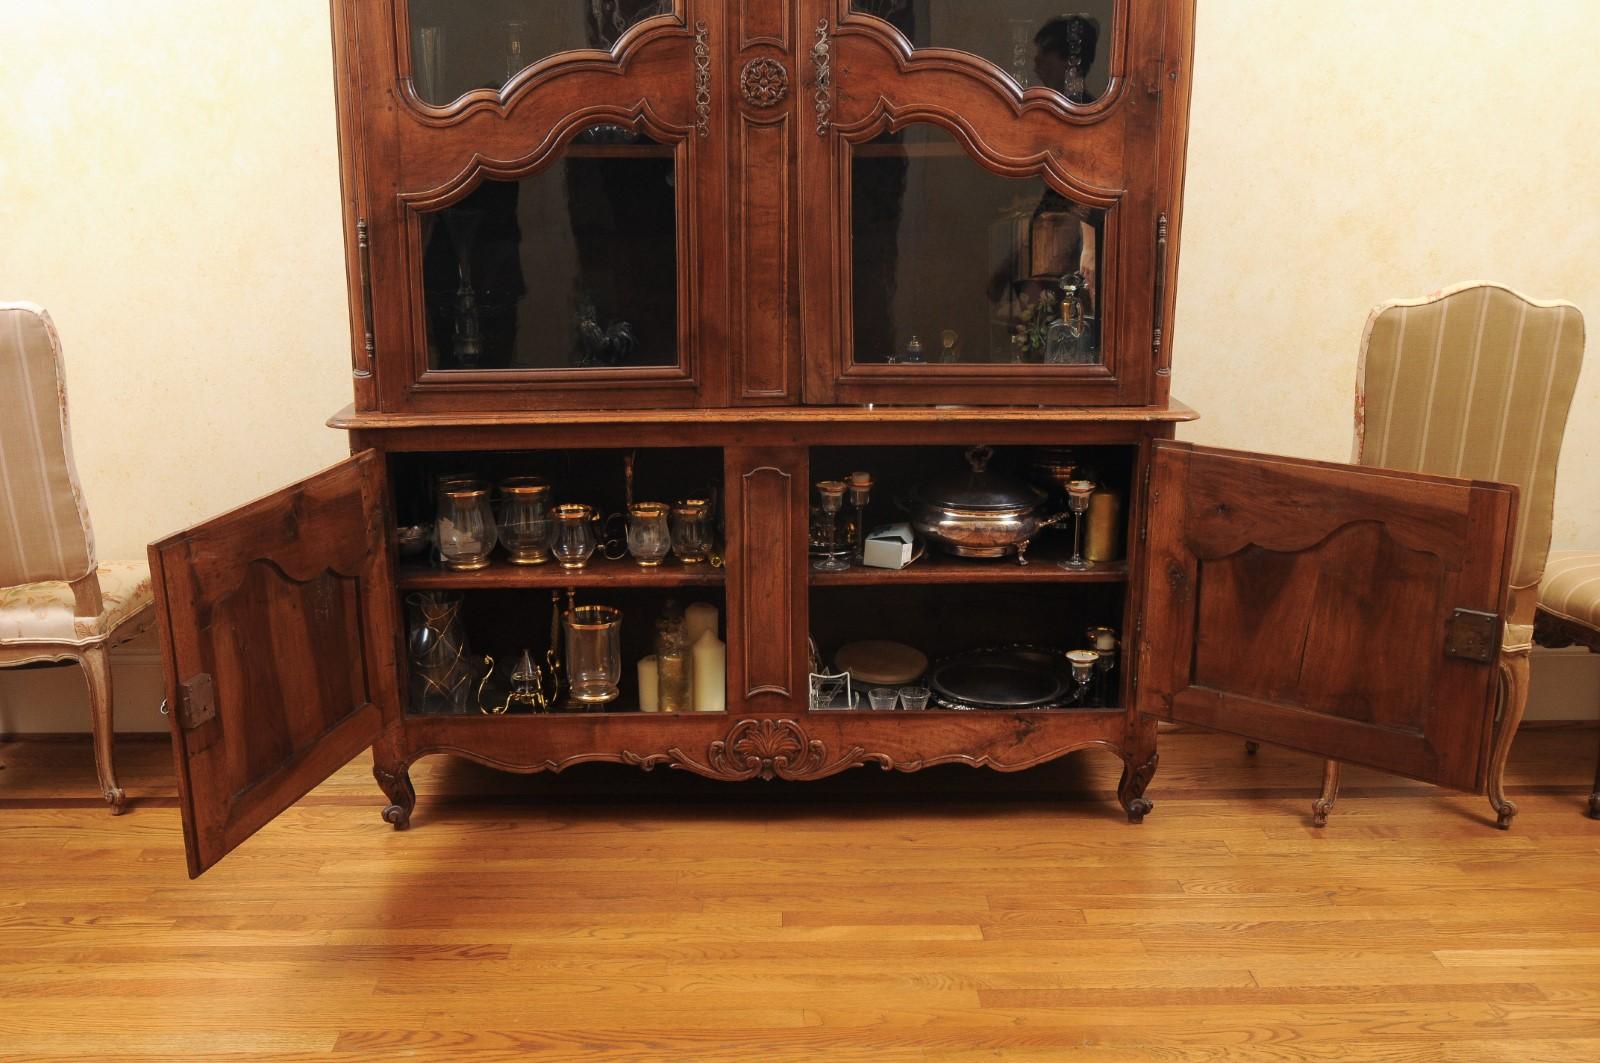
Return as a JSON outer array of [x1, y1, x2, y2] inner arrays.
[[1, 727, 1597, 1062]]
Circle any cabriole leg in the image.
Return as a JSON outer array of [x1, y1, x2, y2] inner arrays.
[[1117, 749, 1157, 823], [372, 729, 415, 830], [80, 645, 125, 815], [1488, 652, 1531, 830], [1312, 760, 1339, 828]]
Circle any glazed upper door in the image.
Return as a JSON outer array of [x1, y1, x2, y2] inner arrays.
[[149, 452, 401, 877], [798, 0, 1191, 407], [336, 0, 731, 412], [1136, 442, 1517, 793]]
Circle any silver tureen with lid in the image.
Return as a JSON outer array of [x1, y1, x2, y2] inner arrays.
[[910, 446, 1070, 564]]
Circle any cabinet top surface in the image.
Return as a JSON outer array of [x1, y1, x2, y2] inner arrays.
[[327, 400, 1199, 432]]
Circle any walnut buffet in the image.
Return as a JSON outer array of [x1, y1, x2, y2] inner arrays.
[[150, 0, 1519, 877]]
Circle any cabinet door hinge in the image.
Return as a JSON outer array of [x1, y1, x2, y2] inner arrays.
[[1138, 457, 1153, 544], [178, 673, 217, 730], [354, 218, 375, 379], [1151, 213, 1168, 368], [1443, 608, 1500, 664]]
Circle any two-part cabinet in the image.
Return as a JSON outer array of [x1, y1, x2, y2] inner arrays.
[[151, 0, 1519, 877]]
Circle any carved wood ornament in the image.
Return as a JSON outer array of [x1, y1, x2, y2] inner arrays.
[[739, 58, 789, 107]]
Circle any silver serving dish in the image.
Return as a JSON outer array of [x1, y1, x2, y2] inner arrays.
[[910, 446, 1070, 564]]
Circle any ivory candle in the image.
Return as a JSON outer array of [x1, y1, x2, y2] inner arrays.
[[691, 629, 726, 713], [636, 655, 659, 712], [684, 601, 719, 644]]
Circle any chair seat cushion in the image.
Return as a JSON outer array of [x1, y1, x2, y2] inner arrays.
[[0, 561, 153, 647], [1538, 550, 1600, 631]]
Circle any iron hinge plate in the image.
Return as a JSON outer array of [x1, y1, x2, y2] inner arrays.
[[1443, 608, 1500, 664], [179, 673, 217, 730]]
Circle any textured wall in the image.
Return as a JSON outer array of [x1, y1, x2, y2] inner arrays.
[[1, 0, 1596, 730]]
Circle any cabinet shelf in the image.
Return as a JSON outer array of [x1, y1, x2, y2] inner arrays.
[[397, 556, 725, 591], [809, 553, 1128, 587]]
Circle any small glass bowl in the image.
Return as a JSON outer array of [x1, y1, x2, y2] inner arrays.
[[897, 685, 930, 711], [867, 687, 899, 711]]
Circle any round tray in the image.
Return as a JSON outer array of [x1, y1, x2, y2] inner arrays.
[[927, 645, 1073, 710], [834, 640, 929, 687]]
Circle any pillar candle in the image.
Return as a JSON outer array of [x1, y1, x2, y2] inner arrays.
[[636, 655, 659, 712], [691, 629, 726, 713], [685, 601, 720, 644]]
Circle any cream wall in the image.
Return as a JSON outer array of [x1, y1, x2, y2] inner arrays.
[[1, 1, 1597, 732]]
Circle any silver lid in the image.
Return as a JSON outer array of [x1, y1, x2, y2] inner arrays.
[[912, 446, 1046, 512]]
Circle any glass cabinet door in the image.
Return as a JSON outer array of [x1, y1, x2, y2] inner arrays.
[[349, 0, 727, 412], [799, 0, 1172, 407]]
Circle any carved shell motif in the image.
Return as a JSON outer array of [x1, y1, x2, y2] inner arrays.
[[740, 58, 789, 108], [624, 718, 882, 781]]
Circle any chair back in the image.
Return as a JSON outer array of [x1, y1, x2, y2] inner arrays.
[[0, 302, 95, 588], [1356, 282, 1584, 594]]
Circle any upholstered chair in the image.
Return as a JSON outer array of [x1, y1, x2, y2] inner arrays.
[[1308, 283, 1585, 829], [1532, 553, 1600, 818], [0, 302, 154, 813]]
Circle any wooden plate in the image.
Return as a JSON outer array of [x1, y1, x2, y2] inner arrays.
[[834, 640, 929, 686]]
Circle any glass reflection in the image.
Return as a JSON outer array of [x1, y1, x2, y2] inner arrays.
[[851, 1, 1113, 103], [419, 132, 678, 372], [851, 125, 1104, 367], [408, 0, 673, 106]]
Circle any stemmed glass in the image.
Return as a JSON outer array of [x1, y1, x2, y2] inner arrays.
[[1060, 479, 1096, 571], [847, 472, 873, 562], [813, 480, 851, 572]]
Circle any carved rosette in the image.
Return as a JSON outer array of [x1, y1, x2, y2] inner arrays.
[[740, 58, 789, 108], [623, 718, 884, 782]]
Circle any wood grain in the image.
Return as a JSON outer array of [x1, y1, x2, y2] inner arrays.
[[0, 728, 1595, 1060]]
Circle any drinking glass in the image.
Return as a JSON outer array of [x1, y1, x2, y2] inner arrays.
[[626, 501, 672, 567], [564, 605, 622, 705], [552, 503, 599, 569], [868, 687, 899, 711], [897, 685, 930, 711], [670, 499, 713, 564], [497, 476, 554, 564], [1059, 479, 1095, 571], [436, 483, 497, 571], [813, 480, 851, 572]]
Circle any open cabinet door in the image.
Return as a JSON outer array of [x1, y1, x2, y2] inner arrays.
[[149, 451, 400, 877], [1136, 441, 1516, 792]]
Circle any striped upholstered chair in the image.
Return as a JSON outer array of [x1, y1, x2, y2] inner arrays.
[[1533, 554, 1600, 818], [1315, 282, 1585, 829], [0, 303, 154, 813]]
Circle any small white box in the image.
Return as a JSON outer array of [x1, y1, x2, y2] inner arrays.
[[863, 523, 916, 569]]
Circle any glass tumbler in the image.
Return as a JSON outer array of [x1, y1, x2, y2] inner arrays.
[[670, 499, 713, 564], [626, 501, 672, 567], [497, 476, 554, 565], [897, 685, 930, 711], [564, 605, 622, 705], [436, 482, 497, 571], [552, 503, 599, 569], [868, 687, 899, 711]]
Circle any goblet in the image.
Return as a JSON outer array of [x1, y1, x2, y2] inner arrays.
[[1065, 649, 1100, 705], [1059, 479, 1096, 571], [813, 480, 851, 572], [847, 471, 873, 562]]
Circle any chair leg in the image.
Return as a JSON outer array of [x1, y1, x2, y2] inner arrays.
[[1589, 727, 1600, 820], [80, 645, 125, 814], [1487, 651, 1531, 831], [1313, 760, 1340, 827]]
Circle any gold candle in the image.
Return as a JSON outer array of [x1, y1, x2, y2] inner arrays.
[[1086, 487, 1124, 563]]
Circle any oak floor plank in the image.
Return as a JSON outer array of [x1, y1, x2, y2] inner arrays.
[[0, 728, 1595, 1060]]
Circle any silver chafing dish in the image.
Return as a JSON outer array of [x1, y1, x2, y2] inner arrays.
[[910, 446, 1070, 565]]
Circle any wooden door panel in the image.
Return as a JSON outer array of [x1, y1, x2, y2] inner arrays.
[[724, 447, 809, 709], [1137, 442, 1516, 792], [150, 452, 400, 877]]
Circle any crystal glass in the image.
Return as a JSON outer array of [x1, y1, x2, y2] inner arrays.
[[847, 472, 873, 561], [1065, 648, 1100, 705], [552, 503, 599, 570], [497, 476, 554, 564], [812, 481, 851, 572], [626, 501, 672, 567], [670, 499, 713, 564], [897, 685, 930, 711], [406, 592, 476, 714], [436, 483, 497, 571], [867, 687, 899, 711], [1060, 479, 1095, 571], [564, 605, 622, 706]]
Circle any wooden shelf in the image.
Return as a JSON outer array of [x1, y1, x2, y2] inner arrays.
[[809, 552, 1127, 587], [397, 555, 725, 591]]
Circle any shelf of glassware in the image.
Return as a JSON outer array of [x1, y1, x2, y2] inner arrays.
[[397, 556, 725, 591]]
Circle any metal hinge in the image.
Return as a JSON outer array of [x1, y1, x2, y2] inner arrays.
[[1443, 608, 1500, 664], [1138, 458, 1153, 543], [354, 218, 375, 378], [178, 673, 217, 730]]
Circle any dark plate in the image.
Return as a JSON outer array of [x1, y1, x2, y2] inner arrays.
[[927, 646, 1071, 709]]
